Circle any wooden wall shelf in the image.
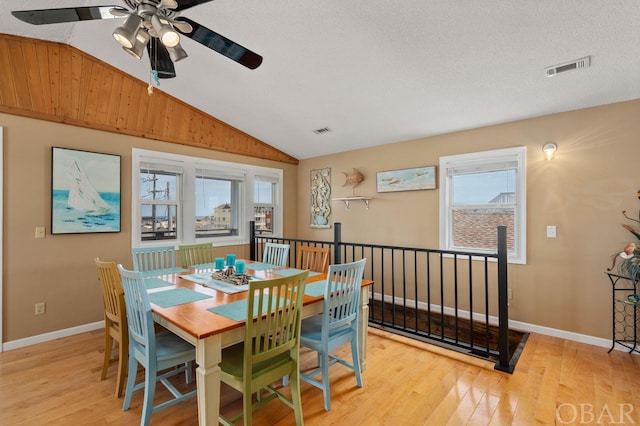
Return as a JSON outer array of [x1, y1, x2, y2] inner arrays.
[[332, 197, 372, 209]]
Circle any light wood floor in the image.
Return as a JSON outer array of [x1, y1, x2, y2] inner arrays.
[[1, 327, 639, 425]]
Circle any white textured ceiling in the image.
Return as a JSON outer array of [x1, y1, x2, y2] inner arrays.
[[2, 1, 640, 159]]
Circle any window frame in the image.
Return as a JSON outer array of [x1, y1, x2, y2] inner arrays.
[[439, 146, 527, 264], [132, 148, 283, 248]]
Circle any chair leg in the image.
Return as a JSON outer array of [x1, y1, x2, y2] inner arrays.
[[320, 352, 331, 411], [122, 353, 138, 411], [115, 336, 128, 398], [140, 367, 156, 426], [290, 369, 304, 425], [351, 335, 363, 387], [243, 385, 253, 426], [101, 323, 113, 380], [185, 361, 193, 384]]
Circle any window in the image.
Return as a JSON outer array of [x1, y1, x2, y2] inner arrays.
[[139, 161, 182, 242], [132, 149, 283, 247], [439, 146, 526, 264], [254, 176, 278, 235]]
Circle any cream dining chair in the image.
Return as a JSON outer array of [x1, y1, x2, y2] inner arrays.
[[94, 258, 128, 398]]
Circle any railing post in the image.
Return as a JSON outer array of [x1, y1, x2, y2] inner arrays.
[[494, 225, 512, 372], [249, 221, 256, 261], [333, 222, 342, 264]]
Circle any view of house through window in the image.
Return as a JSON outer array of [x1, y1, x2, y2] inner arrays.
[[140, 169, 180, 241], [133, 149, 282, 246], [195, 171, 240, 238], [439, 147, 526, 264], [254, 178, 276, 234]]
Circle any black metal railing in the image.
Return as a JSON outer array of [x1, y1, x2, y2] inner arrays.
[[250, 221, 512, 372]]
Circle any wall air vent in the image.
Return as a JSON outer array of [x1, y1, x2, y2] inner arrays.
[[545, 56, 590, 77], [313, 127, 332, 135]]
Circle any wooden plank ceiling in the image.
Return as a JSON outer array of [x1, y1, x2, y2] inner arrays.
[[0, 33, 298, 165]]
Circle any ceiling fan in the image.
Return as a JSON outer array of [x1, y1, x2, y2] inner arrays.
[[11, 0, 263, 79]]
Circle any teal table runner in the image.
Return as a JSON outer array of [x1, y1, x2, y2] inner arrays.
[[190, 262, 220, 270], [181, 273, 251, 294], [208, 281, 328, 322], [144, 277, 174, 290], [304, 280, 327, 297], [148, 287, 211, 308], [208, 297, 284, 322], [142, 267, 188, 278], [244, 262, 278, 270], [274, 268, 320, 277]]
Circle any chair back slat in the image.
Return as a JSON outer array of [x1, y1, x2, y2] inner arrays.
[[297, 246, 330, 274], [324, 259, 367, 332], [132, 246, 177, 272], [262, 242, 290, 266], [95, 259, 125, 323], [117, 265, 154, 358], [178, 242, 216, 267], [246, 271, 308, 366]]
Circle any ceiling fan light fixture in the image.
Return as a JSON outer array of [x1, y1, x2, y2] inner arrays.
[[112, 13, 142, 49], [151, 15, 180, 47], [123, 28, 150, 59], [160, 0, 179, 9], [167, 43, 188, 62]]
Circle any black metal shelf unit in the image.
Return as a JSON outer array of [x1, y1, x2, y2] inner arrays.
[[606, 272, 640, 353]]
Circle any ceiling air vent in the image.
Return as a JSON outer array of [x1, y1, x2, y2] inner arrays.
[[545, 56, 590, 77], [313, 127, 332, 135]]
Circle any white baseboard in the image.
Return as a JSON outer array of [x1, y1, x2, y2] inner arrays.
[[371, 292, 637, 355], [2, 321, 104, 352], [3, 300, 637, 357]]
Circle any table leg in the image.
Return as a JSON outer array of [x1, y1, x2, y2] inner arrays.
[[196, 334, 222, 426], [358, 286, 370, 372]]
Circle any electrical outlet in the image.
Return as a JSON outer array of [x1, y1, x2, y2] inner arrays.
[[507, 288, 513, 299], [35, 302, 45, 315], [546, 225, 557, 238]]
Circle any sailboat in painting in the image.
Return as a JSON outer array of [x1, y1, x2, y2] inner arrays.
[[66, 160, 111, 214]]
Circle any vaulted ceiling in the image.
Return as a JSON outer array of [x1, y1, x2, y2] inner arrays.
[[2, 1, 640, 160]]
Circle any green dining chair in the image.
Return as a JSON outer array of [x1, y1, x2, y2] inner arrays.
[[117, 265, 197, 426], [218, 270, 309, 426], [178, 242, 216, 268], [131, 245, 179, 274], [262, 242, 290, 267], [299, 258, 367, 411]]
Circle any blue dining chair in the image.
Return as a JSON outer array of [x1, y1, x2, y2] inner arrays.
[[117, 265, 197, 426], [131, 245, 179, 274], [262, 242, 290, 267], [299, 258, 367, 411]]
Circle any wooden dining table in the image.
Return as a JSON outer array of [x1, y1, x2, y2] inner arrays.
[[143, 261, 374, 426]]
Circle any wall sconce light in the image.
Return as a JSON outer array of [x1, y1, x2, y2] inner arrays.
[[542, 143, 557, 160]]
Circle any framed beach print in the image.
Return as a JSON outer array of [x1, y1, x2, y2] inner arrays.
[[51, 147, 121, 234], [376, 165, 436, 193]]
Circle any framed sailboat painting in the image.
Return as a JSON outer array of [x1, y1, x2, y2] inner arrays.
[[51, 147, 121, 234]]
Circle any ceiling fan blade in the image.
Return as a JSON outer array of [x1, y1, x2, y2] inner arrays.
[[147, 40, 176, 79], [173, 0, 216, 12], [174, 17, 263, 70], [12, 6, 127, 25]]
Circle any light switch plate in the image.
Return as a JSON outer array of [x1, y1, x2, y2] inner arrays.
[[35, 226, 46, 239], [546, 226, 557, 238]]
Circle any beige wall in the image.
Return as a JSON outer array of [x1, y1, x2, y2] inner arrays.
[[4, 99, 640, 344], [297, 99, 640, 340], [1, 113, 298, 342]]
